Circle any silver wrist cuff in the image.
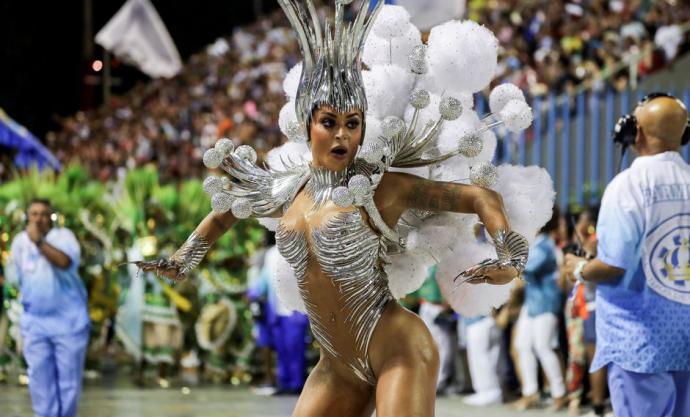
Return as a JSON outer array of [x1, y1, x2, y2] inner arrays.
[[492, 229, 529, 275], [170, 232, 210, 276]]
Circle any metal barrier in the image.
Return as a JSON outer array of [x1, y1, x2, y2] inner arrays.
[[478, 87, 690, 210]]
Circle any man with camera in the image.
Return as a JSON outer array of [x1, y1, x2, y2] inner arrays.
[[564, 94, 690, 417], [9, 198, 90, 417]]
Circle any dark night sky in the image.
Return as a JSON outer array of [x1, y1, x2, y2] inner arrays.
[[0, 0, 279, 138]]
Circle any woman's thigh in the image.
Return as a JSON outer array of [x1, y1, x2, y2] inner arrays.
[[292, 357, 374, 417], [370, 304, 439, 417]]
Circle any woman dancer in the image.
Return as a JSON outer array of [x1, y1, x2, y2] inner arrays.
[[138, 1, 553, 415]]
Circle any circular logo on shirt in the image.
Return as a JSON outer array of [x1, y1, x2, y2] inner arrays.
[[643, 213, 690, 305]]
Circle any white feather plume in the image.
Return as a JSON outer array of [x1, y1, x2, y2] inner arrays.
[[363, 65, 416, 119], [283, 62, 303, 101], [426, 20, 498, 94]]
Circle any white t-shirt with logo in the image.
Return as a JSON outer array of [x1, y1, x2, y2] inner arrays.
[[593, 151, 690, 373]]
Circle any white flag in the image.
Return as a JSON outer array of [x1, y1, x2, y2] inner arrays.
[[391, 0, 466, 31], [95, 0, 182, 78]]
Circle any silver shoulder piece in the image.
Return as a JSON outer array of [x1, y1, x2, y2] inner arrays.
[[202, 144, 310, 219]]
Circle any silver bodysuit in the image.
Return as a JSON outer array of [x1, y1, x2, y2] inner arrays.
[[275, 168, 395, 385]]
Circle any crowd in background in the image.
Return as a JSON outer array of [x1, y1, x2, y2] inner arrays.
[[29, 0, 690, 184], [44, 10, 298, 184], [483, 0, 690, 95]]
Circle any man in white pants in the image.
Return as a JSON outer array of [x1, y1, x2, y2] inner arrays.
[[417, 265, 455, 393], [513, 211, 566, 411], [464, 315, 502, 406]]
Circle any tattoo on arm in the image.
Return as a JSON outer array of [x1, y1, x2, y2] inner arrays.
[[404, 178, 466, 212], [405, 182, 428, 208], [212, 217, 229, 232], [441, 187, 457, 211]]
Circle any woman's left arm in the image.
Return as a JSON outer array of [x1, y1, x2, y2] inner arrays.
[[393, 173, 509, 235], [380, 173, 528, 285]]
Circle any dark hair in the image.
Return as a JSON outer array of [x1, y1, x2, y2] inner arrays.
[[580, 205, 600, 225], [540, 205, 560, 234], [27, 198, 51, 211]]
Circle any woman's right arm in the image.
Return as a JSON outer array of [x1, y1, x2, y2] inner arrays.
[[137, 210, 237, 281], [196, 210, 237, 244]]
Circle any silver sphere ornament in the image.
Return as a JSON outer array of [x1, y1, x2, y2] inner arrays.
[[215, 138, 235, 156], [332, 186, 354, 208], [408, 45, 428, 74], [410, 89, 431, 109], [470, 163, 498, 188], [203, 176, 224, 195], [231, 198, 253, 219], [360, 138, 385, 164], [203, 148, 222, 169], [348, 175, 372, 199], [211, 193, 233, 213], [381, 116, 405, 138], [234, 145, 257, 164], [458, 134, 483, 158], [439, 96, 463, 121]]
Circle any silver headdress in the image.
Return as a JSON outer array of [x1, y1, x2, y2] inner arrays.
[[278, 0, 383, 131]]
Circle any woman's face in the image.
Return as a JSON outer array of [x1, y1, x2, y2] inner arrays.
[[309, 106, 363, 172]]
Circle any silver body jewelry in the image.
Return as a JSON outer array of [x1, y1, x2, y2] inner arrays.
[[276, 166, 396, 385], [135, 232, 210, 281]]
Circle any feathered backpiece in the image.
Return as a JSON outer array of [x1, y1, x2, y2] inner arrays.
[[278, 0, 383, 131]]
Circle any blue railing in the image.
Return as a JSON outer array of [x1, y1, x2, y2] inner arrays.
[[478, 87, 690, 209]]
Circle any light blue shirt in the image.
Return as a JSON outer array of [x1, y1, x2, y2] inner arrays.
[[522, 234, 562, 317], [10, 228, 90, 337], [593, 152, 690, 373]]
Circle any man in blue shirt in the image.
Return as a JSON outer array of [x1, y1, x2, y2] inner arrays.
[[564, 96, 690, 417], [9, 199, 90, 417], [247, 241, 309, 395]]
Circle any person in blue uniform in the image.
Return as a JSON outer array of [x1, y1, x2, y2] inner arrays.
[[248, 236, 309, 395], [564, 95, 690, 417], [9, 199, 90, 417]]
